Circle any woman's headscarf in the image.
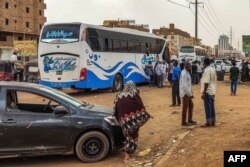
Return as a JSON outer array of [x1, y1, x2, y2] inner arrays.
[[114, 81, 139, 104]]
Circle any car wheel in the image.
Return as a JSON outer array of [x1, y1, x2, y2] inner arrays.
[[112, 74, 123, 92], [75, 131, 109, 163]]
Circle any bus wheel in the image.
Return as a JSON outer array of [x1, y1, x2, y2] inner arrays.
[[112, 74, 123, 92]]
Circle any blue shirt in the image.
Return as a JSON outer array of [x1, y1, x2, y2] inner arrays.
[[172, 66, 181, 81]]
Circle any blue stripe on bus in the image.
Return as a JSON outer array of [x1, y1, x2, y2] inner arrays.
[[90, 61, 124, 73], [39, 61, 148, 89], [39, 71, 148, 89]]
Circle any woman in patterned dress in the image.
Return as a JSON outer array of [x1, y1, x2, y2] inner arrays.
[[114, 81, 151, 163]]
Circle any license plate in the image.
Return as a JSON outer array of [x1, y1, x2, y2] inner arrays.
[[56, 71, 62, 75]]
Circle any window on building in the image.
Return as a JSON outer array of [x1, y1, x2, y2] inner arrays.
[[26, 22, 30, 28], [5, 2, 9, 9], [0, 32, 7, 41], [26, 7, 30, 13], [15, 20, 17, 24], [39, 10, 42, 16], [5, 19, 9, 25], [14, 5, 17, 8], [18, 36, 23, 41], [39, 0, 42, 2]]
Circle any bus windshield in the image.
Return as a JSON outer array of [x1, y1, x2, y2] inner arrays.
[[180, 46, 194, 53], [41, 24, 80, 43]]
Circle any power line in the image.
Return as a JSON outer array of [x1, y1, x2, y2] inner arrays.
[[187, 0, 218, 44], [189, 5, 219, 39], [204, 0, 227, 34], [165, 0, 190, 8], [187, 1, 219, 38], [200, 7, 223, 35], [206, 0, 228, 32]]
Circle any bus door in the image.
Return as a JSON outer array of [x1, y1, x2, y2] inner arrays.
[[135, 42, 151, 83]]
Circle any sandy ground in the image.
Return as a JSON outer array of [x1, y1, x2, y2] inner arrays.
[[0, 77, 249, 167]]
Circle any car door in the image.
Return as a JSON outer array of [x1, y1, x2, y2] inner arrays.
[[0, 88, 71, 154]]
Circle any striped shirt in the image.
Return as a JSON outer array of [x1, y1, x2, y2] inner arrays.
[[179, 69, 193, 97]]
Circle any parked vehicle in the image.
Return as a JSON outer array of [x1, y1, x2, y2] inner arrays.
[[0, 60, 14, 81], [38, 23, 170, 91], [214, 59, 232, 73], [23, 59, 39, 83], [179, 46, 207, 62], [0, 82, 125, 162]]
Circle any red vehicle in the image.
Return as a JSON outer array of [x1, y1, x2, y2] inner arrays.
[[0, 60, 14, 81]]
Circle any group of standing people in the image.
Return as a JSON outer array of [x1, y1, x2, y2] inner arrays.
[[114, 57, 244, 163], [241, 61, 250, 82], [145, 60, 168, 88], [171, 58, 217, 127]]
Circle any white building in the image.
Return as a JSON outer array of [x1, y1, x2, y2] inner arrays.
[[218, 35, 230, 57]]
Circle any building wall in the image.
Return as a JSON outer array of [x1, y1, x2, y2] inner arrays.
[[103, 20, 150, 32], [153, 24, 199, 56], [0, 0, 46, 34], [0, 0, 46, 59]]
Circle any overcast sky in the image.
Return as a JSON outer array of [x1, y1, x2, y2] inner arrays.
[[44, 0, 250, 50]]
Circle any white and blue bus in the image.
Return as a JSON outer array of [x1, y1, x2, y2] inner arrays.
[[179, 45, 207, 62], [38, 23, 170, 91]]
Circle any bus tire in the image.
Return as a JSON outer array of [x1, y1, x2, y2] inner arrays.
[[112, 74, 123, 92]]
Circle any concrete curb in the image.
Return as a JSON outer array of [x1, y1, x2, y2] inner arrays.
[[154, 130, 191, 167]]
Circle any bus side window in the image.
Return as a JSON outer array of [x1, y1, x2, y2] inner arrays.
[[162, 47, 170, 62], [104, 38, 109, 51], [98, 38, 105, 52], [120, 40, 128, 52], [128, 41, 134, 53], [104, 38, 113, 52], [88, 36, 99, 51], [113, 39, 121, 52], [134, 41, 140, 53], [140, 43, 146, 53], [146, 43, 149, 56], [150, 43, 156, 54]]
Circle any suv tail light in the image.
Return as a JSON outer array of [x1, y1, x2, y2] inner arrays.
[[80, 68, 86, 80]]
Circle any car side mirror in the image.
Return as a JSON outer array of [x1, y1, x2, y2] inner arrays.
[[54, 106, 68, 115]]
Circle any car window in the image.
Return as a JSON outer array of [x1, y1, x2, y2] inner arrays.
[[7, 90, 60, 114]]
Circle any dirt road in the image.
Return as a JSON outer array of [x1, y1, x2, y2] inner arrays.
[[0, 79, 249, 167]]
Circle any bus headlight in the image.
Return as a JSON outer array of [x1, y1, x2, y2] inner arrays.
[[104, 116, 120, 126]]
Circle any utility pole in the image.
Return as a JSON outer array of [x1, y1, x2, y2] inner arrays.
[[189, 0, 204, 46], [195, 0, 198, 46], [238, 39, 240, 51], [229, 26, 233, 48], [229, 26, 233, 58]]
